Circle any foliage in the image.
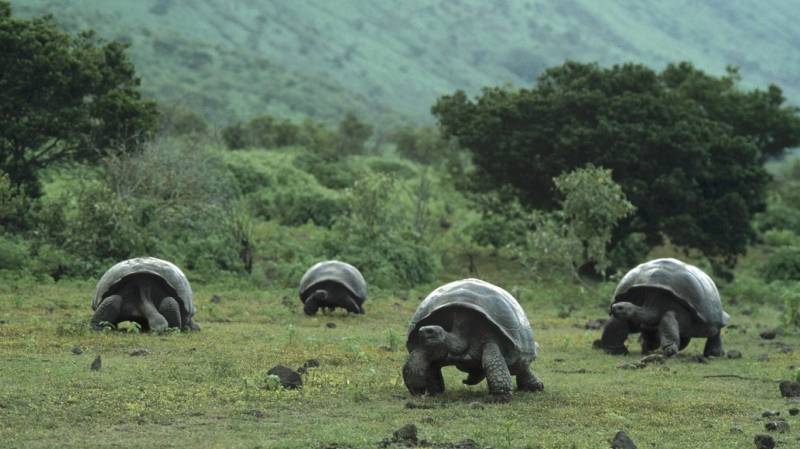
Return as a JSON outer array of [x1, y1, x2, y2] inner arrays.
[[433, 61, 798, 265], [553, 165, 636, 273], [221, 114, 336, 151], [335, 112, 373, 156], [324, 173, 439, 288], [783, 289, 800, 328], [389, 125, 459, 164], [0, 5, 158, 195], [760, 247, 800, 282], [159, 103, 209, 137], [469, 190, 531, 249]]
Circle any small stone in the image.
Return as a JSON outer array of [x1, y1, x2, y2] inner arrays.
[[639, 354, 665, 365], [71, 346, 83, 355], [303, 359, 320, 368], [762, 410, 780, 418], [210, 294, 222, 303], [779, 380, 800, 398], [129, 348, 150, 356], [326, 322, 337, 329], [741, 307, 753, 316], [789, 407, 799, 416], [90, 355, 101, 371], [755, 354, 770, 362], [760, 330, 777, 340], [392, 423, 418, 444], [585, 318, 607, 330], [455, 439, 478, 449], [729, 427, 743, 434], [553, 358, 565, 363], [296, 366, 307, 375], [468, 401, 484, 410], [246, 409, 264, 418], [267, 365, 302, 389], [618, 362, 643, 370], [726, 350, 742, 359], [765, 420, 789, 433], [688, 354, 709, 364], [754, 434, 776, 449], [610, 430, 638, 449], [405, 401, 434, 410]]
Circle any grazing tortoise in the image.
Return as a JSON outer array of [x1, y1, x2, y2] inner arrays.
[[298, 260, 367, 315], [91, 257, 199, 332], [598, 258, 729, 357], [402, 278, 543, 402]]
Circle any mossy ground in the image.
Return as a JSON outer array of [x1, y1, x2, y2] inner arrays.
[[1, 269, 799, 449]]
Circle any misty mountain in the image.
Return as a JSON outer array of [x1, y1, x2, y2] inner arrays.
[[11, 0, 800, 127]]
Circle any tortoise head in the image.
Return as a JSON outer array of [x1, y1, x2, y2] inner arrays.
[[610, 301, 640, 320], [417, 325, 450, 361]]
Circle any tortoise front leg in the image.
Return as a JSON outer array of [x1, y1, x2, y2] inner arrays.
[[658, 310, 680, 356], [158, 296, 182, 329], [403, 348, 431, 395], [91, 295, 122, 330], [303, 290, 327, 316], [599, 317, 631, 355], [426, 365, 445, 395], [342, 293, 364, 314], [703, 332, 724, 357], [137, 284, 168, 332], [183, 317, 201, 332], [482, 341, 513, 402], [640, 330, 661, 354]]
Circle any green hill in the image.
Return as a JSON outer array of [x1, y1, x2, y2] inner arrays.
[[11, 0, 800, 127]]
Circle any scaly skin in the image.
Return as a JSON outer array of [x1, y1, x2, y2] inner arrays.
[[91, 273, 186, 332], [403, 307, 542, 401], [302, 282, 364, 315]]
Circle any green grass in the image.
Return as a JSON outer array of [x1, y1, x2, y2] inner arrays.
[[1, 270, 799, 449]]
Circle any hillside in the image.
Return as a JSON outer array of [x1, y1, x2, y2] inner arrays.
[[11, 0, 800, 127]]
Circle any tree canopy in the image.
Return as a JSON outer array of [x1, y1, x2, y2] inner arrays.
[[0, 2, 158, 195], [433, 61, 800, 265]]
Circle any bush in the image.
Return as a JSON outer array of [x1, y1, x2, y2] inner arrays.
[[390, 125, 459, 164], [272, 186, 345, 227], [721, 273, 782, 305], [469, 191, 531, 249], [293, 151, 362, 189], [0, 235, 28, 271], [761, 247, 800, 282], [762, 229, 800, 247], [324, 173, 439, 288]]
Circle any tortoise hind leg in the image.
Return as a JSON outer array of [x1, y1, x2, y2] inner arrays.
[[703, 332, 724, 357], [514, 363, 544, 392], [158, 296, 182, 329], [91, 295, 122, 330], [482, 341, 513, 402]]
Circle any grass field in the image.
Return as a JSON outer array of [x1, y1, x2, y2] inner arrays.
[[1, 264, 799, 449]]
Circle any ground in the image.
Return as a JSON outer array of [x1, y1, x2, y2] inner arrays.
[[1, 273, 799, 449]]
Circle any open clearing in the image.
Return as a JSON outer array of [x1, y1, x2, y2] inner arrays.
[[1, 274, 799, 449]]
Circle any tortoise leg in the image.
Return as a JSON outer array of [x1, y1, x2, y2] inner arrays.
[[91, 295, 122, 330], [402, 348, 431, 395], [679, 336, 692, 351], [514, 363, 544, 392], [342, 293, 364, 314], [482, 341, 513, 402], [426, 365, 445, 395], [183, 317, 201, 332], [158, 296, 182, 329], [658, 310, 680, 357], [703, 332, 724, 357], [303, 290, 327, 316], [598, 317, 631, 355], [137, 284, 168, 332], [640, 330, 660, 354]]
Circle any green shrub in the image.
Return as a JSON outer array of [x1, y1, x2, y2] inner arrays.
[[721, 273, 782, 305], [325, 173, 439, 288], [293, 151, 362, 189], [389, 125, 459, 164], [754, 202, 800, 234], [761, 247, 800, 282], [272, 187, 345, 227], [762, 229, 800, 247], [366, 158, 417, 179], [469, 191, 531, 249], [0, 235, 28, 271]]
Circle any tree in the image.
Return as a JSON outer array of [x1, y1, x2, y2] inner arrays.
[[433, 61, 799, 265], [336, 112, 372, 155], [0, 2, 158, 195]]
